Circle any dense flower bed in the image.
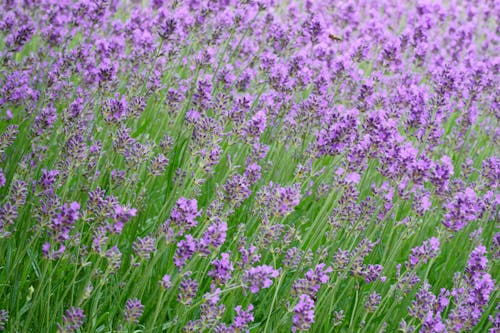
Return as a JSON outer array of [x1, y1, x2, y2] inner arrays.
[[0, 0, 498, 332]]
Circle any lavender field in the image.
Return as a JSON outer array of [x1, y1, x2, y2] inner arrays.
[[0, 0, 499, 332]]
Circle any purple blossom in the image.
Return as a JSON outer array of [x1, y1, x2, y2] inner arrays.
[[408, 237, 440, 269], [360, 264, 384, 283], [103, 94, 128, 123], [44, 202, 80, 258], [430, 155, 454, 193], [364, 292, 382, 313], [258, 182, 301, 217], [422, 312, 446, 333], [447, 245, 495, 331], [0, 202, 18, 238], [0, 1, 498, 331], [198, 218, 227, 254], [293, 263, 332, 296], [111, 204, 136, 234], [316, 107, 359, 156], [178, 274, 198, 305], [242, 265, 280, 293], [0, 310, 8, 331], [174, 235, 197, 268], [244, 163, 262, 184], [442, 188, 482, 231], [0, 169, 5, 187], [489, 302, 500, 333], [244, 110, 267, 137], [168, 197, 201, 235], [104, 246, 122, 272], [292, 294, 315, 332], [57, 307, 85, 333], [39, 169, 59, 191], [132, 236, 156, 260], [159, 274, 172, 290], [223, 174, 252, 208], [409, 282, 438, 321], [208, 253, 234, 285], [123, 299, 144, 324], [232, 304, 254, 330], [345, 172, 361, 184]]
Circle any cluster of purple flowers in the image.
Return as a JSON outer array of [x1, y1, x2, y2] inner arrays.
[[242, 265, 281, 294], [0, 0, 497, 332], [123, 299, 144, 324], [57, 307, 85, 333], [292, 264, 332, 331]]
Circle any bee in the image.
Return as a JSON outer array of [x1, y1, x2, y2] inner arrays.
[[328, 34, 343, 42]]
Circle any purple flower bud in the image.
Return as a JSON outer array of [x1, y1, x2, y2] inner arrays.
[[132, 236, 156, 260], [123, 299, 144, 324], [0, 169, 5, 187], [178, 275, 198, 305], [0, 309, 8, 331], [57, 307, 85, 333], [159, 274, 172, 290]]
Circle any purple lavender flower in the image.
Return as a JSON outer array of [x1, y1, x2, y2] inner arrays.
[[244, 110, 267, 138], [57, 307, 85, 333], [178, 274, 198, 305], [292, 294, 315, 332], [168, 197, 201, 235], [422, 312, 446, 333], [198, 218, 227, 255], [0, 310, 8, 331], [365, 292, 382, 313], [132, 236, 156, 260], [293, 263, 332, 296], [223, 174, 252, 208], [447, 245, 495, 331], [39, 169, 59, 191], [157, 15, 177, 40], [489, 302, 500, 333], [360, 264, 384, 283], [257, 182, 301, 217], [408, 237, 440, 269], [232, 304, 254, 331], [174, 235, 197, 268], [110, 204, 137, 234], [430, 156, 454, 193], [159, 274, 172, 290], [0, 169, 5, 187], [442, 188, 482, 231], [244, 163, 262, 185], [33, 105, 57, 136], [104, 246, 122, 272], [409, 282, 438, 321], [316, 107, 359, 156], [242, 265, 280, 293], [44, 202, 80, 259], [208, 252, 234, 285], [0, 202, 18, 238], [149, 153, 169, 176], [239, 243, 261, 268], [123, 298, 144, 324]]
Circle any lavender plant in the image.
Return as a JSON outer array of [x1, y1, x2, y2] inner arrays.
[[0, 0, 498, 332]]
